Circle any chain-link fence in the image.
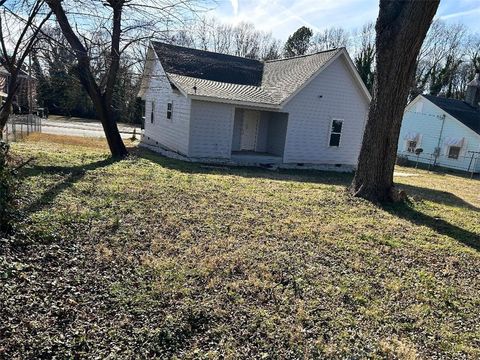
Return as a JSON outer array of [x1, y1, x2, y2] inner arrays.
[[397, 150, 480, 178], [1, 114, 42, 142]]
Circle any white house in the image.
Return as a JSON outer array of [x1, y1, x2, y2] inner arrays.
[[138, 42, 371, 170], [398, 71, 480, 173]]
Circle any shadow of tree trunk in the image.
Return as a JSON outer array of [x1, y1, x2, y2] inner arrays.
[[383, 201, 479, 251], [20, 158, 118, 215]]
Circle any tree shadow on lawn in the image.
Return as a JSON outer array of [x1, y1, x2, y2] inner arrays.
[[395, 183, 479, 212], [134, 148, 354, 186], [136, 148, 479, 210], [18, 150, 478, 250], [383, 201, 479, 251], [137, 149, 479, 250], [20, 157, 118, 215]]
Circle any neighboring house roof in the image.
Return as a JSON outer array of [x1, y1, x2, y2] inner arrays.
[[422, 94, 480, 136], [0, 65, 30, 77], [149, 42, 367, 107]]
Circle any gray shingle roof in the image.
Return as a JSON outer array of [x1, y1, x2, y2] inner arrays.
[[152, 42, 341, 106], [261, 51, 341, 103], [423, 95, 480, 136], [168, 73, 278, 106]]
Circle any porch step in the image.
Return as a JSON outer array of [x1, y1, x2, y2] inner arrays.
[[230, 153, 283, 165]]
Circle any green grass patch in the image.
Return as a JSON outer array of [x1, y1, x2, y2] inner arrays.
[[1, 134, 479, 359]]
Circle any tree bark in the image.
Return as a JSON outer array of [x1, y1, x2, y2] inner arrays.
[[46, 0, 128, 157], [0, 72, 19, 139], [350, 0, 440, 202]]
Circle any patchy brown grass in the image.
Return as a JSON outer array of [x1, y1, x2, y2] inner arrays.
[[1, 138, 479, 359], [24, 133, 109, 149]]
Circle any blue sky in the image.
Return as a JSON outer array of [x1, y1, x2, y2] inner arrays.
[[212, 0, 480, 39]]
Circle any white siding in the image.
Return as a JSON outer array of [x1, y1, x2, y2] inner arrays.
[[188, 100, 235, 158], [143, 54, 190, 155], [255, 112, 269, 152], [282, 56, 369, 165], [231, 109, 243, 151], [399, 96, 480, 172], [267, 113, 288, 156]]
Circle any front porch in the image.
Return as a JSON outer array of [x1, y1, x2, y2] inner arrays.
[[231, 150, 283, 166], [231, 108, 288, 165]]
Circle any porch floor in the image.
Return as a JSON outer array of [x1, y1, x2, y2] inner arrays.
[[231, 151, 283, 165]]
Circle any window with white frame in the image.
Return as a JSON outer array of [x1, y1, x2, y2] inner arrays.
[[448, 146, 461, 159], [167, 102, 173, 120], [329, 119, 343, 147], [150, 101, 155, 124], [407, 140, 417, 153]]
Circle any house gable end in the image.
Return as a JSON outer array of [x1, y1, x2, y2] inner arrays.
[[280, 49, 371, 109], [282, 53, 370, 165], [420, 95, 480, 140]]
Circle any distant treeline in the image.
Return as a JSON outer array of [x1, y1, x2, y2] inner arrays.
[[33, 18, 479, 123], [33, 27, 143, 124]]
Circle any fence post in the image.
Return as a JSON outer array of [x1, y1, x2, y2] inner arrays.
[[472, 156, 478, 179]]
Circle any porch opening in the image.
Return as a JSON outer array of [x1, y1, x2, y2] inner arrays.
[[231, 108, 288, 163]]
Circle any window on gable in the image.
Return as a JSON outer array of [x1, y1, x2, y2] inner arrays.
[[150, 101, 155, 124], [329, 119, 343, 147], [167, 102, 173, 120], [407, 140, 417, 153], [448, 146, 461, 159]]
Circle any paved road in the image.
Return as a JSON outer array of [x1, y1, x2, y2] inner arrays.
[[40, 116, 142, 139]]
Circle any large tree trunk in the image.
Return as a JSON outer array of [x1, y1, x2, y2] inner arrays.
[[74, 61, 128, 157], [0, 98, 12, 138], [0, 72, 19, 139], [350, 0, 439, 202], [46, 0, 128, 158], [88, 87, 128, 157]]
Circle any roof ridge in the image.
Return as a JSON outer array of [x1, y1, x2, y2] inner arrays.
[[423, 94, 478, 109], [264, 47, 342, 63], [152, 40, 341, 64]]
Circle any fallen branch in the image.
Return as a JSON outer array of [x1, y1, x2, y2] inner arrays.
[[11, 157, 35, 173]]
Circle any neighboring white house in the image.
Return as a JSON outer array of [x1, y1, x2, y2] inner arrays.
[[138, 42, 371, 170], [398, 71, 480, 173]]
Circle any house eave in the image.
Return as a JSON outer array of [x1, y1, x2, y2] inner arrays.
[[188, 94, 281, 110]]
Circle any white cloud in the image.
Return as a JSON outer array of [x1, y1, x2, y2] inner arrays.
[[439, 7, 480, 20], [230, 0, 239, 16], [214, 0, 480, 40], [214, 0, 378, 39]]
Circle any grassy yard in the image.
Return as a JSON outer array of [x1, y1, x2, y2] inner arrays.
[[1, 134, 479, 359]]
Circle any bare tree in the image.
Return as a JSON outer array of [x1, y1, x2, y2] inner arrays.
[[45, 0, 202, 157], [259, 37, 282, 61], [412, 21, 467, 99], [352, 23, 375, 93], [172, 17, 281, 61], [310, 27, 350, 52], [350, 0, 440, 202], [0, 0, 51, 136], [464, 33, 480, 81]]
